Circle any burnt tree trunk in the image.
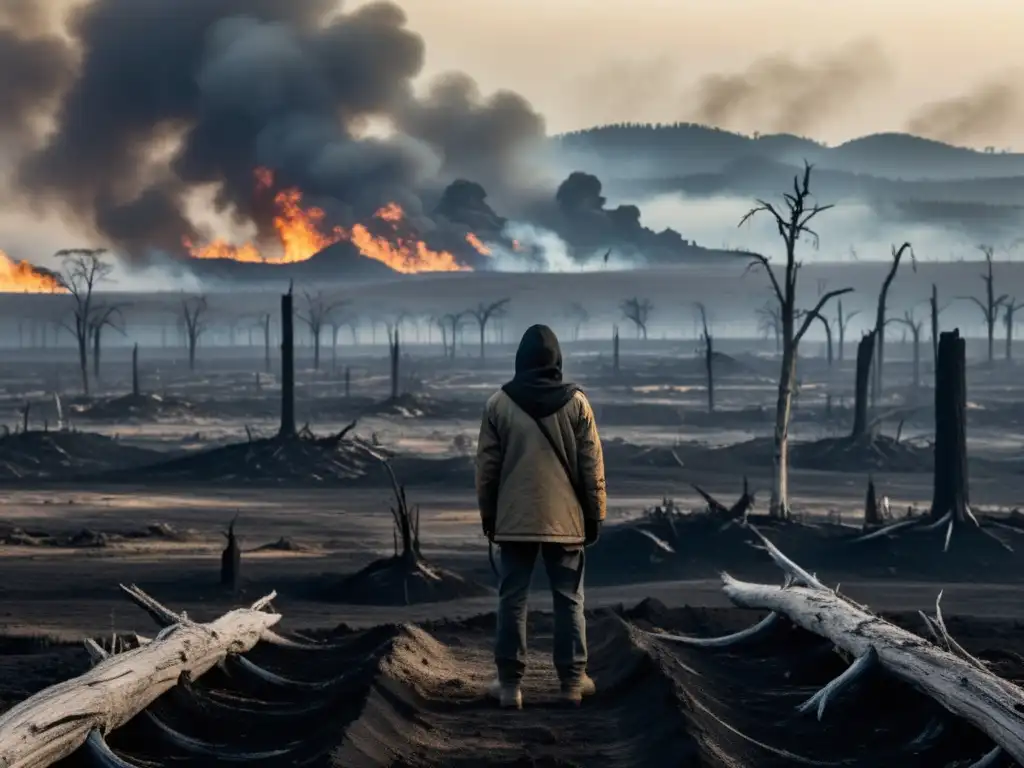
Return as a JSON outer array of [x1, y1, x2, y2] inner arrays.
[[612, 325, 620, 373], [931, 329, 969, 523], [92, 327, 102, 381], [389, 328, 400, 400], [703, 332, 715, 413], [279, 288, 296, 438], [131, 343, 140, 397], [930, 283, 939, 370], [263, 317, 272, 373], [221, 516, 240, 591], [851, 330, 876, 439], [863, 477, 883, 528]]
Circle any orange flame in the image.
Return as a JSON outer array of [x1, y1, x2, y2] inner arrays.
[[465, 232, 492, 256], [184, 168, 469, 273], [0, 251, 65, 293]]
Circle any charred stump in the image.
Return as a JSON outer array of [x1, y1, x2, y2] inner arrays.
[[863, 477, 883, 529], [931, 329, 969, 525], [851, 330, 876, 439], [388, 328, 400, 400], [221, 514, 241, 591], [279, 284, 296, 439], [612, 325, 620, 373], [131, 343, 140, 397]]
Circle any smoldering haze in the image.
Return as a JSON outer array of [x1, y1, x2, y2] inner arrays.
[[689, 40, 890, 135], [905, 78, 1023, 146], [9, 0, 546, 259]]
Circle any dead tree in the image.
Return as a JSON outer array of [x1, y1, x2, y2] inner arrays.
[[88, 304, 126, 382], [798, 308, 833, 367], [279, 284, 296, 438], [893, 309, 924, 392], [1003, 298, 1024, 360], [621, 297, 652, 340], [382, 461, 422, 566], [440, 311, 467, 360], [221, 514, 240, 591], [388, 327, 401, 400], [863, 477, 883, 529], [835, 299, 859, 363], [469, 298, 510, 360], [930, 329, 969, 544], [297, 291, 346, 371], [962, 245, 1007, 365], [870, 242, 914, 407], [256, 312, 273, 373], [929, 283, 948, 370], [180, 295, 208, 371], [695, 302, 714, 412], [131, 343, 140, 397], [565, 302, 589, 341], [756, 303, 782, 351], [612, 325, 620, 372], [54, 248, 112, 396], [851, 331, 876, 439], [740, 163, 852, 518]]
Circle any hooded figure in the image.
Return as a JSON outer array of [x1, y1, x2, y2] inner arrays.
[[476, 324, 607, 710]]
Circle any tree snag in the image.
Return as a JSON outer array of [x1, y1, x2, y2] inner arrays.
[[963, 245, 1008, 365], [279, 284, 296, 439], [131, 343, 140, 397], [893, 309, 924, 394], [88, 303, 126, 384], [835, 299, 859, 363], [565, 301, 589, 341], [1003, 298, 1023, 361], [221, 513, 240, 591], [54, 248, 113, 396], [621, 297, 652, 340], [851, 330, 876, 439], [930, 329, 969, 545], [695, 302, 714, 412], [180, 294, 208, 372], [870, 243, 914, 407], [297, 291, 347, 371], [739, 162, 853, 519], [388, 326, 401, 400], [612, 324, 620, 373], [469, 298, 510, 361]]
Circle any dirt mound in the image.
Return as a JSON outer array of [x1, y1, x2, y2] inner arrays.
[[0, 429, 164, 481], [0, 522, 200, 548], [13, 604, 1018, 766], [73, 393, 196, 422], [108, 425, 387, 486], [588, 511, 1024, 586], [300, 555, 492, 605], [700, 435, 934, 473]]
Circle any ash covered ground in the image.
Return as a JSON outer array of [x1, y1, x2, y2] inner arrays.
[[0, 330, 1023, 766]]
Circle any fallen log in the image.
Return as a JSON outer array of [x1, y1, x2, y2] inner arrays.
[[715, 530, 1024, 764], [0, 590, 281, 768]]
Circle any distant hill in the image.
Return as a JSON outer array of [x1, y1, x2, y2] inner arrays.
[[551, 124, 1024, 182]]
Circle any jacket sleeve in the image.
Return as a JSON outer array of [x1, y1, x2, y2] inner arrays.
[[574, 394, 607, 522], [475, 402, 502, 524]]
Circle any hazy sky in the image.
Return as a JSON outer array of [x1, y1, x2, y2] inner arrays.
[[375, 0, 1024, 147]]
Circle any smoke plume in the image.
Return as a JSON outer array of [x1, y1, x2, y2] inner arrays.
[[905, 78, 1023, 146], [9, 0, 546, 260], [690, 40, 889, 135]]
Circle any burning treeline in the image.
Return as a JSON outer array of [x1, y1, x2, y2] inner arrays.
[[0, 252, 64, 293], [184, 168, 483, 274]]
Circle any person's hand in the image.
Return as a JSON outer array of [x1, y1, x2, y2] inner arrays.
[[482, 516, 495, 541], [584, 518, 601, 546]]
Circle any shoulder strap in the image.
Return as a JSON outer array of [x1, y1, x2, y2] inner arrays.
[[529, 412, 589, 516]]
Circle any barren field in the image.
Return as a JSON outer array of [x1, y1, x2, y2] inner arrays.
[[1, 336, 1022, 767]]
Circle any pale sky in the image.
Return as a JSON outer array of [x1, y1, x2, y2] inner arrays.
[[374, 0, 1024, 147]]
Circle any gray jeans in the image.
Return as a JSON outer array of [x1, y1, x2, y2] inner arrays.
[[494, 542, 587, 685]]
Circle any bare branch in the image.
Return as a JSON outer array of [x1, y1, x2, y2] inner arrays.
[[795, 288, 854, 344]]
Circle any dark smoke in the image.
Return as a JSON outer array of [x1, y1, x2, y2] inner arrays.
[[690, 40, 889, 135], [905, 80, 1022, 145], [12, 0, 545, 259]]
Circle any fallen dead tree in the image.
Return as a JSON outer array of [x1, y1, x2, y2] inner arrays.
[[646, 526, 1024, 765], [0, 587, 281, 768]]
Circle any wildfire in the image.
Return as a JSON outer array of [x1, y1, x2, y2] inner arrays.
[[465, 232, 492, 256], [0, 251, 65, 293], [184, 168, 468, 273]]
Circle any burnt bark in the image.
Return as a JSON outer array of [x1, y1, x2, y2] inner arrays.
[[279, 287, 296, 439], [931, 329, 969, 523], [131, 343, 139, 397], [612, 325, 620, 373], [851, 330, 876, 439]]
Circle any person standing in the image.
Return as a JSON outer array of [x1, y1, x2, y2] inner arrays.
[[475, 324, 607, 708]]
